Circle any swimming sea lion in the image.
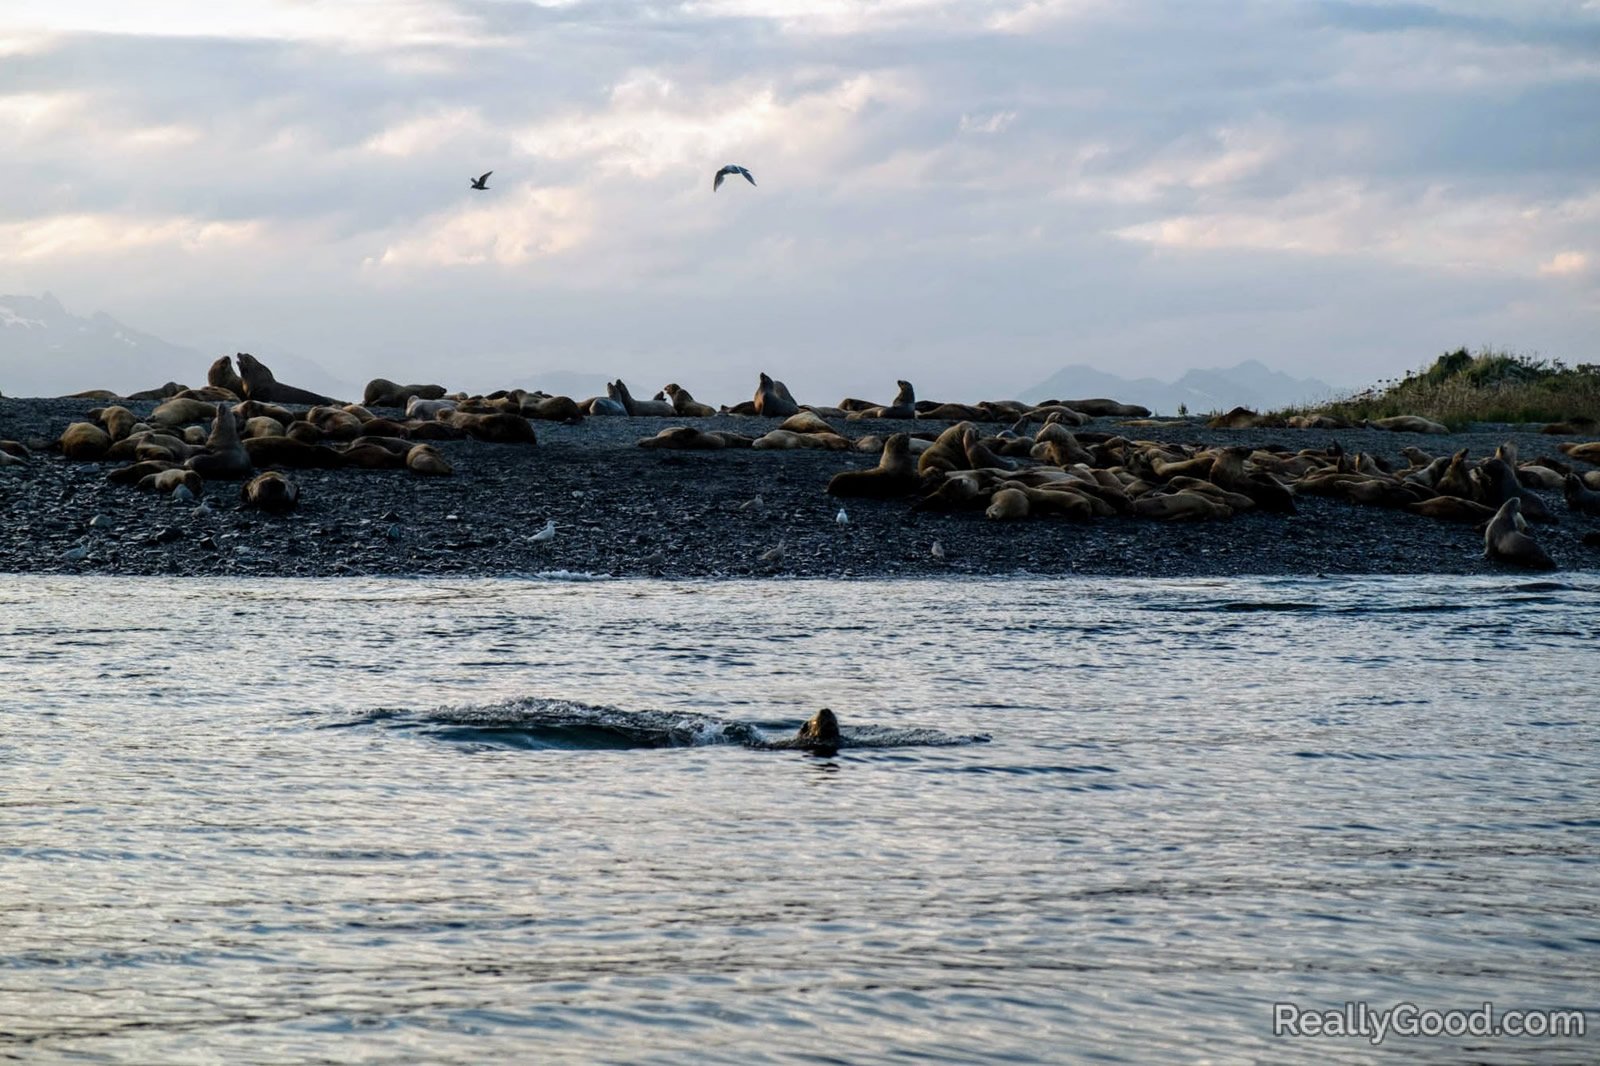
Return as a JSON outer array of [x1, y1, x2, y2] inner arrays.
[[236, 353, 339, 406], [240, 470, 300, 513], [759, 708, 842, 755], [1483, 497, 1555, 569], [752, 372, 800, 418]]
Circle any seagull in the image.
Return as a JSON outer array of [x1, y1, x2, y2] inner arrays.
[[713, 164, 756, 192], [61, 543, 89, 564], [739, 495, 766, 512], [835, 507, 849, 526], [759, 541, 785, 565], [930, 540, 946, 561], [530, 519, 556, 543], [469, 171, 493, 190]]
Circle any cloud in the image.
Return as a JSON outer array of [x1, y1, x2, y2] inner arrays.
[[0, 213, 262, 260], [1539, 250, 1590, 276], [366, 186, 593, 268]]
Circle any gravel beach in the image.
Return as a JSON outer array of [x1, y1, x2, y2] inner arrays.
[[3, 395, 1597, 578]]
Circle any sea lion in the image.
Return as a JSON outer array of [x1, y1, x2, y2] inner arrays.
[[185, 403, 253, 479], [827, 433, 920, 499], [208, 356, 245, 396], [608, 379, 674, 417], [136, 468, 203, 496], [778, 410, 837, 435], [1133, 490, 1234, 521], [240, 471, 300, 513], [1209, 446, 1296, 513], [917, 421, 973, 475], [363, 378, 447, 408], [406, 397, 457, 420], [662, 384, 717, 418], [1564, 474, 1600, 517], [759, 708, 842, 755], [522, 394, 584, 422], [1483, 497, 1555, 569], [243, 436, 343, 468], [846, 380, 917, 420], [1207, 406, 1260, 430], [978, 486, 1025, 520], [88, 405, 138, 441], [963, 427, 1015, 471], [1557, 441, 1600, 465], [1371, 414, 1450, 434], [235, 353, 339, 406], [1055, 398, 1150, 418], [1406, 496, 1497, 523], [124, 382, 186, 402], [638, 426, 727, 450], [150, 396, 224, 428], [406, 443, 453, 476], [59, 422, 113, 460], [752, 372, 800, 418], [446, 411, 538, 444]]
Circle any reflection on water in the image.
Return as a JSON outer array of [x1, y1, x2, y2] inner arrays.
[[1, 574, 1597, 1063]]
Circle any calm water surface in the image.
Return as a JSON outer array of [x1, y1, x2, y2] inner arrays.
[[1, 574, 1597, 1064]]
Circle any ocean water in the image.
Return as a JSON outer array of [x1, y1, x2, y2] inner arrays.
[[1, 574, 1596, 1064]]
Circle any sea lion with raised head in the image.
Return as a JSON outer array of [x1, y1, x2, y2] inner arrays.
[[186, 403, 253, 478], [235, 353, 339, 406], [607, 379, 675, 417], [827, 433, 920, 499], [752, 372, 800, 418], [208, 356, 245, 396], [662, 384, 717, 418], [758, 708, 842, 755], [1483, 497, 1555, 569]]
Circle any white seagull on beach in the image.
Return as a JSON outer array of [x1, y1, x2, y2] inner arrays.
[[836, 507, 849, 526], [530, 519, 556, 543], [713, 164, 756, 191]]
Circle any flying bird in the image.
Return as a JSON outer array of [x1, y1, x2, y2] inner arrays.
[[470, 171, 493, 190], [713, 164, 756, 192]]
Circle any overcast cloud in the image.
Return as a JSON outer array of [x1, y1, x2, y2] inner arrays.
[[1, 0, 1596, 401]]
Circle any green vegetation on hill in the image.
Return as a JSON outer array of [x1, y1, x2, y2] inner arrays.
[[1279, 348, 1600, 429]]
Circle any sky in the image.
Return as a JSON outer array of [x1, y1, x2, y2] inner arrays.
[[1, 0, 1597, 402]]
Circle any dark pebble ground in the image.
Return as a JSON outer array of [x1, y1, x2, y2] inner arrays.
[[2, 395, 1598, 579]]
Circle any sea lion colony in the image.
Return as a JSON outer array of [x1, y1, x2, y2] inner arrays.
[[11, 354, 1600, 572]]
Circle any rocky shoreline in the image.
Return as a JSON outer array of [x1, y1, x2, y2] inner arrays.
[[3, 395, 1598, 579]]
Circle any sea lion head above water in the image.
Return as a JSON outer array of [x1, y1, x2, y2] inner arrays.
[[792, 708, 841, 754]]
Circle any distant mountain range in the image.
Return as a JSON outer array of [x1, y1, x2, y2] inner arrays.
[[0, 292, 354, 400], [1022, 360, 1347, 416]]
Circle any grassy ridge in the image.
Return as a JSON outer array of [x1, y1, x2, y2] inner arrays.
[[1277, 348, 1600, 429]]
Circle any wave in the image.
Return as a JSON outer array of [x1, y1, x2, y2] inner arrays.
[[327, 697, 989, 753]]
